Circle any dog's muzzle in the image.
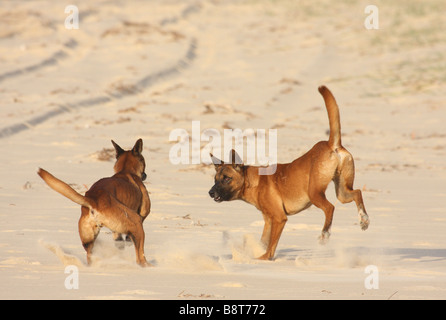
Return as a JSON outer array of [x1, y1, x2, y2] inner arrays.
[[209, 187, 222, 202]]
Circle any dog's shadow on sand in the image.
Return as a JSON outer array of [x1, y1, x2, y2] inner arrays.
[[276, 246, 446, 266], [383, 247, 446, 263]]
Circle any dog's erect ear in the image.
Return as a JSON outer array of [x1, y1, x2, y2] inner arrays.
[[230, 149, 243, 171], [132, 138, 143, 155], [111, 140, 125, 159], [210, 153, 223, 170]]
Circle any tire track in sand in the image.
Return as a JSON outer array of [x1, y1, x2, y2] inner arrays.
[[0, 3, 201, 139]]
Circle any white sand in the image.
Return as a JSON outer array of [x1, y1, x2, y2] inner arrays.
[[1, 0, 445, 300]]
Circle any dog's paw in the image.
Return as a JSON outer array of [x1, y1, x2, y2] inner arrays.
[[359, 213, 370, 231], [360, 219, 369, 231], [256, 253, 273, 261], [114, 239, 125, 250], [138, 259, 154, 268], [318, 231, 331, 245]]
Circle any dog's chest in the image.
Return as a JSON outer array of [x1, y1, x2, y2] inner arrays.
[[283, 195, 311, 215]]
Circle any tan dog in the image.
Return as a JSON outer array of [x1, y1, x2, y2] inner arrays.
[[209, 86, 370, 260], [38, 139, 151, 267]]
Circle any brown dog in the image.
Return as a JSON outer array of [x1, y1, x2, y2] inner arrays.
[[38, 139, 151, 267], [209, 86, 370, 260]]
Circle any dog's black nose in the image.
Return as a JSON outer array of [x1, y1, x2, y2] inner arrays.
[[141, 172, 147, 181], [209, 189, 215, 198]]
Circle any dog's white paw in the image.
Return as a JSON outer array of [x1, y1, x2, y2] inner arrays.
[[114, 240, 125, 250], [359, 211, 370, 231], [318, 231, 331, 245]]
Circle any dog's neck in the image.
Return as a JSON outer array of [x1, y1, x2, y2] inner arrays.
[[114, 154, 139, 177], [238, 166, 262, 208]]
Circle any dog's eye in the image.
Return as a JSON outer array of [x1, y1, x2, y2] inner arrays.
[[223, 176, 232, 183]]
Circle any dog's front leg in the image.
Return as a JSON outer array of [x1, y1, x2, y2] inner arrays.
[[260, 213, 272, 247], [137, 182, 151, 222], [139, 198, 151, 222], [257, 212, 287, 260]]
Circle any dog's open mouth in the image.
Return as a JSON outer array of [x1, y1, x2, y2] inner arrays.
[[209, 188, 223, 202]]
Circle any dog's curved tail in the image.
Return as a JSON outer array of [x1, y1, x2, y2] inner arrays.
[[318, 85, 341, 149], [38, 168, 94, 209]]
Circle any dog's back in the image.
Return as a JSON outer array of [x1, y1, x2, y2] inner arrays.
[[85, 174, 144, 214]]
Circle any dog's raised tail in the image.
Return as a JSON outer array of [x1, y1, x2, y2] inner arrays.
[[318, 85, 341, 149], [38, 168, 93, 209]]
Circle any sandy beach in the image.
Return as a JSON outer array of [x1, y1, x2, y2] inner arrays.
[[0, 0, 445, 300]]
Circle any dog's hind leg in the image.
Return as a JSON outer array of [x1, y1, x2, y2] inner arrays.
[[109, 199, 152, 267], [334, 149, 370, 230], [310, 190, 335, 244], [308, 157, 337, 244], [78, 207, 100, 265], [127, 225, 151, 267]]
